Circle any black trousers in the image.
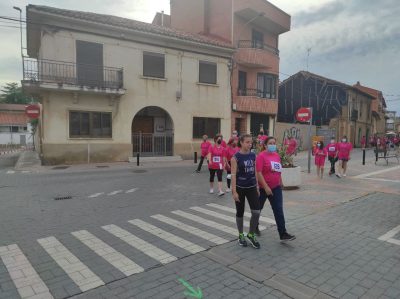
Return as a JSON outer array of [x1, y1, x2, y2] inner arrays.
[[196, 156, 205, 171], [209, 169, 223, 182], [235, 186, 260, 217], [328, 156, 338, 174]]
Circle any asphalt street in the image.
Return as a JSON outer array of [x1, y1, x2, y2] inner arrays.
[[0, 149, 399, 299]]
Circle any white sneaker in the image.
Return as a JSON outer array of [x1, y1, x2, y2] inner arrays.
[[336, 173, 342, 178], [225, 188, 231, 193], [218, 191, 225, 196], [209, 189, 214, 194], [343, 174, 347, 177]]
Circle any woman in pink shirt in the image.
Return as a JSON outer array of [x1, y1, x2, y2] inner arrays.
[[360, 136, 366, 149], [207, 134, 226, 196], [196, 134, 211, 173], [256, 137, 295, 241], [336, 135, 353, 178], [224, 137, 240, 192], [326, 138, 338, 175], [314, 141, 327, 179]]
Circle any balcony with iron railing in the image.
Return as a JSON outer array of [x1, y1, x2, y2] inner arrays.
[[234, 88, 278, 114], [234, 40, 279, 69], [22, 58, 125, 95]]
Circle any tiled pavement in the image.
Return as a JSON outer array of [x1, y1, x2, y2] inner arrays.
[[1, 192, 399, 299]]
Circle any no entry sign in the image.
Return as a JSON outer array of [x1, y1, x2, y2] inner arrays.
[[25, 104, 40, 119], [296, 107, 311, 123]]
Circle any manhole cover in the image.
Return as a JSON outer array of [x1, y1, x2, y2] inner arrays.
[[54, 196, 73, 200], [96, 165, 109, 168], [52, 166, 70, 170], [132, 169, 147, 173]]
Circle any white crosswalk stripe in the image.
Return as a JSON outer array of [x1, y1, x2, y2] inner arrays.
[[206, 203, 276, 224], [107, 190, 123, 196], [151, 214, 229, 245], [190, 206, 266, 230], [128, 219, 205, 254], [0, 244, 54, 299], [125, 188, 138, 193], [171, 210, 238, 236], [37, 236, 104, 292], [72, 230, 144, 276], [88, 192, 104, 198], [102, 224, 177, 264]]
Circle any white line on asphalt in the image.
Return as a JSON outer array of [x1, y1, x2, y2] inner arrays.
[[378, 225, 400, 241], [6, 170, 15, 174], [102, 224, 177, 264], [363, 178, 400, 183], [125, 188, 138, 193], [72, 230, 144, 276], [353, 165, 400, 179], [108, 190, 123, 196], [171, 210, 238, 236], [37, 236, 104, 292], [0, 244, 54, 299], [206, 203, 276, 224], [88, 192, 104, 198], [190, 206, 266, 230], [151, 214, 229, 245], [386, 238, 400, 246], [128, 219, 205, 254]]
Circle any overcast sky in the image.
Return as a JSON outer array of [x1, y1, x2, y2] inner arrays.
[[0, 0, 399, 113]]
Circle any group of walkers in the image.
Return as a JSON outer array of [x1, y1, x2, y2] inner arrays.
[[196, 132, 295, 249], [313, 136, 353, 179]]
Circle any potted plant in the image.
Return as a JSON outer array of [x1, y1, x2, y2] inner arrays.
[[278, 144, 302, 189]]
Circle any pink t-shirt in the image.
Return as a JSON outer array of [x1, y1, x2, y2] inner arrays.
[[200, 141, 211, 157], [225, 146, 239, 171], [326, 143, 338, 157], [221, 140, 227, 148], [208, 145, 225, 170], [337, 142, 353, 160], [314, 148, 327, 166], [256, 151, 282, 190]]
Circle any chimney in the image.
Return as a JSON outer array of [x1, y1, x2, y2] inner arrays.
[[356, 81, 360, 85]]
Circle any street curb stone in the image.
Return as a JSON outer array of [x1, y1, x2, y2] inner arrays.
[[201, 248, 241, 266], [263, 274, 319, 299], [229, 260, 275, 283]]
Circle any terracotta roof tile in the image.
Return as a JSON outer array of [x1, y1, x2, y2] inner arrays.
[[0, 112, 29, 125], [0, 104, 27, 111], [28, 5, 234, 49]]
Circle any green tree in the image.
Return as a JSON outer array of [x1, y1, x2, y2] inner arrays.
[[0, 82, 35, 104]]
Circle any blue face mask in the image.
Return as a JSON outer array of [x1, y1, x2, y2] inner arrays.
[[267, 144, 277, 152]]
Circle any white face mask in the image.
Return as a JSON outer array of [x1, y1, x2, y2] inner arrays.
[[342, 139, 347, 142]]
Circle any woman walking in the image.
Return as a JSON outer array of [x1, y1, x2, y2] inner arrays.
[[207, 134, 226, 196], [195, 135, 211, 173], [314, 141, 327, 179], [224, 137, 239, 192], [230, 134, 261, 249], [326, 138, 338, 175], [336, 136, 353, 178], [256, 137, 295, 241]]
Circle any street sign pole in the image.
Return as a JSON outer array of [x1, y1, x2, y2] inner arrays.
[[307, 108, 313, 174]]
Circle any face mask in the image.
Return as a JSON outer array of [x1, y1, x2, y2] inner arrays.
[[330, 140, 335, 144], [217, 139, 222, 145], [342, 139, 346, 142], [317, 143, 321, 147], [267, 144, 277, 152]]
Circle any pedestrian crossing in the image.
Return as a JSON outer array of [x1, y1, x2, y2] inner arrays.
[[0, 203, 275, 299]]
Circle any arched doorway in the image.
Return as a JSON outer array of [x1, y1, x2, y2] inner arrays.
[[132, 106, 174, 156]]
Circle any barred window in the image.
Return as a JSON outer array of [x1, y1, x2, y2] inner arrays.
[[69, 111, 112, 138], [199, 61, 217, 84], [143, 52, 165, 78], [193, 117, 220, 139]]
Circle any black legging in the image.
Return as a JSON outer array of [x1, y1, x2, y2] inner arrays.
[[328, 156, 338, 174], [209, 169, 223, 182], [235, 186, 260, 234]]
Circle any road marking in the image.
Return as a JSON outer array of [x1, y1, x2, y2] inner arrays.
[[363, 178, 400, 183], [108, 190, 123, 196], [126, 188, 138, 193], [0, 244, 54, 299], [171, 210, 238, 236], [151, 214, 229, 245], [88, 192, 104, 198], [353, 165, 400, 178], [6, 170, 15, 174], [37, 236, 104, 292], [386, 238, 400, 246], [206, 203, 275, 224], [128, 219, 205, 254], [21, 171, 30, 174], [378, 225, 400, 247], [72, 230, 144, 276], [190, 206, 266, 230], [102, 224, 177, 264]]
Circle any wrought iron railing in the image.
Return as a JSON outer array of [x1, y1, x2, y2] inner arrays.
[[237, 40, 279, 55], [23, 57, 124, 90], [237, 88, 259, 96], [132, 133, 174, 157]]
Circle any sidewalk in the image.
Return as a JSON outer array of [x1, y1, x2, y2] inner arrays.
[[14, 149, 42, 171]]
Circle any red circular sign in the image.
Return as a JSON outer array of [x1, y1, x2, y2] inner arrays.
[[296, 107, 311, 123], [25, 104, 40, 119]]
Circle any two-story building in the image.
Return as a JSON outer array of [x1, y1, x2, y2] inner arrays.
[[22, 5, 234, 164], [0, 104, 32, 146], [167, 0, 291, 136], [353, 82, 387, 135], [278, 71, 375, 146]]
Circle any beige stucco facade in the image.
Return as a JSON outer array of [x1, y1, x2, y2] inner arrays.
[[24, 12, 234, 164]]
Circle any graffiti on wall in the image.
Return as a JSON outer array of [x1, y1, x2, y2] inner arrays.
[[282, 127, 303, 151]]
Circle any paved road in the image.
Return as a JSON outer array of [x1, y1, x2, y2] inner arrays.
[[0, 150, 399, 298]]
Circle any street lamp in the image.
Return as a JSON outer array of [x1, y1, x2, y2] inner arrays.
[[13, 6, 24, 77]]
